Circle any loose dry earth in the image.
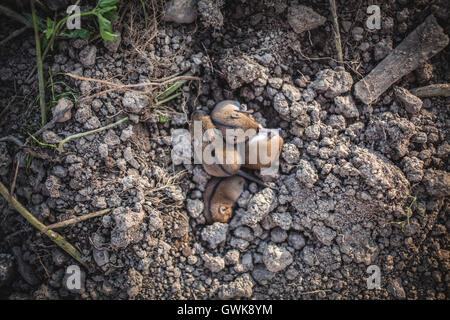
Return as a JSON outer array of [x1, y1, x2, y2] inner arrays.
[[0, 0, 448, 300]]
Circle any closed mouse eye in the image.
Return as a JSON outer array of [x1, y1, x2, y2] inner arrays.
[[230, 112, 240, 119], [219, 206, 228, 214]]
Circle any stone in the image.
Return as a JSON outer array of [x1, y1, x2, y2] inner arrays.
[[311, 68, 353, 98], [93, 248, 109, 267], [148, 209, 163, 232], [110, 207, 145, 249], [288, 232, 306, 250], [263, 244, 293, 273], [186, 199, 204, 218], [202, 253, 225, 272], [295, 160, 318, 188], [201, 222, 228, 249], [394, 87, 423, 114], [241, 188, 277, 226], [53, 98, 73, 122], [122, 91, 150, 114], [163, 0, 197, 24], [334, 95, 359, 118], [287, 5, 326, 34], [79, 45, 97, 67], [218, 273, 254, 299]]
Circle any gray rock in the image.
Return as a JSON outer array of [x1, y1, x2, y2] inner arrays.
[[281, 83, 301, 101], [334, 95, 359, 118], [295, 160, 318, 188], [103, 33, 121, 53], [288, 232, 306, 250], [273, 92, 290, 119], [263, 244, 293, 272], [241, 188, 277, 226], [93, 248, 109, 267], [304, 124, 321, 140], [233, 226, 254, 242], [402, 156, 424, 182], [165, 185, 185, 203], [79, 45, 97, 67], [42, 130, 61, 144], [220, 56, 268, 90], [198, 0, 223, 29], [374, 37, 393, 61], [287, 5, 326, 34], [186, 199, 204, 218], [352, 27, 364, 41], [311, 68, 353, 98], [272, 211, 292, 230], [53, 98, 73, 122], [312, 224, 337, 246], [111, 207, 145, 249], [394, 87, 423, 114], [282, 143, 300, 164], [251, 264, 275, 285], [122, 91, 150, 114], [423, 169, 450, 197], [148, 209, 163, 232], [270, 227, 288, 243], [43, 175, 61, 198], [120, 125, 133, 141], [218, 273, 254, 299], [98, 143, 109, 159], [163, 0, 197, 24], [225, 250, 240, 265], [201, 222, 228, 249], [202, 253, 225, 272]]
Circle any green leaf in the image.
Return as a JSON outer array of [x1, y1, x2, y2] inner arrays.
[[159, 115, 171, 123], [45, 18, 55, 39], [98, 0, 118, 9], [60, 28, 92, 39], [101, 29, 118, 41]]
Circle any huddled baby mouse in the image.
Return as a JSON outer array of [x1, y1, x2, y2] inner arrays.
[[190, 100, 283, 224]]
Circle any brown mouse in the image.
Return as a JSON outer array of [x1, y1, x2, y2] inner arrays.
[[243, 129, 284, 169], [203, 176, 245, 224], [210, 100, 260, 144]]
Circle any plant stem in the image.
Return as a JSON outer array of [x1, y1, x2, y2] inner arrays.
[[58, 116, 128, 153], [42, 209, 111, 232], [0, 181, 87, 268], [329, 0, 343, 64], [154, 92, 182, 107], [31, 0, 47, 126]]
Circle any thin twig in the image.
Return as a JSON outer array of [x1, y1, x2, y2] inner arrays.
[[42, 209, 111, 232], [58, 116, 128, 153], [410, 83, 450, 97], [9, 156, 20, 204], [0, 135, 25, 147], [329, 0, 343, 64], [0, 181, 87, 268], [31, 0, 47, 126], [0, 26, 29, 47], [0, 5, 32, 27]]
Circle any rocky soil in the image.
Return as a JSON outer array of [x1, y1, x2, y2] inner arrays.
[[0, 0, 448, 300]]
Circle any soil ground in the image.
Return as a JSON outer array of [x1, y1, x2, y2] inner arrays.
[[0, 0, 448, 300]]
